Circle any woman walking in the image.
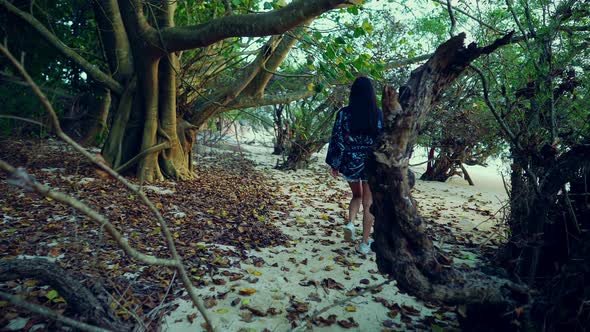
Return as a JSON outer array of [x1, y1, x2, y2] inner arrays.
[[326, 76, 382, 255]]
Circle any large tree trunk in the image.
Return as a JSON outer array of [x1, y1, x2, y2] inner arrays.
[[79, 87, 111, 146], [99, 0, 193, 181], [421, 146, 474, 185], [273, 104, 288, 155], [279, 141, 325, 170], [368, 33, 524, 316]]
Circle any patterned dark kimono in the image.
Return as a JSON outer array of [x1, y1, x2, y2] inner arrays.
[[326, 106, 383, 182]]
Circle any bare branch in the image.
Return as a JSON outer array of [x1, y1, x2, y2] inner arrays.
[[384, 53, 432, 70], [222, 0, 233, 15], [432, 0, 505, 34], [446, 0, 457, 36], [0, 115, 45, 127], [469, 64, 541, 195], [0, 160, 177, 266]]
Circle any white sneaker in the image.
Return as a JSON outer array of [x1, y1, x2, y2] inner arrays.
[[356, 240, 373, 255], [343, 223, 356, 242]]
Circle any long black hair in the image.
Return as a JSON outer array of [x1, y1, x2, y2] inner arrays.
[[348, 76, 379, 135]]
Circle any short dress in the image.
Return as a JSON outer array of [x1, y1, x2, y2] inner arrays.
[[325, 107, 383, 182]]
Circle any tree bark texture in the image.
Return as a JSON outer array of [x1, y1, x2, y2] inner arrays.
[[368, 33, 521, 305]]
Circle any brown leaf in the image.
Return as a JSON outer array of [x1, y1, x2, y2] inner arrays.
[[187, 313, 198, 323], [240, 311, 253, 322], [388, 309, 400, 319], [212, 278, 226, 285], [203, 297, 217, 309], [321, 278, 344, 290], [337, 317, 359, 328], [242, 305, 267, 317], [313, 314, 337, 327]]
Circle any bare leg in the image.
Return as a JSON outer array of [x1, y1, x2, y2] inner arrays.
[[347, 181, 363, 224], [361, 181, 374, 244]]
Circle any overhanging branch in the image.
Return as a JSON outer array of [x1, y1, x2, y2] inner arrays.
[[156, 0, 355, 52]]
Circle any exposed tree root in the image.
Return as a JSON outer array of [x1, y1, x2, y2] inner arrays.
[[0, 258, 130, 331]]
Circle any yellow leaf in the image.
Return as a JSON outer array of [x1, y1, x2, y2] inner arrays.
[[307, 83, 315, 91], [45, 197, 53, 201], [345, 306, 357, 312], [24, 280, 38, 287], [2, 207, 12, 211], [215, 308, 229, 314], [320, 214, 329, 220], [0, 301, 9, 307], [239, 288, 256, 296]]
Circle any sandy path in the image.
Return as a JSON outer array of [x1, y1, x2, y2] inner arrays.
[[162, 134, 508, 331]]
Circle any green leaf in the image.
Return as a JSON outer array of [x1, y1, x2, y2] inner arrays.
[[325, 46, 336, 60], [335, 36, 346, 44], [46, 290, 59, 301], [361, 20, 373, 33], [353, 27, 365, 38], [347, 6, 359, 15]]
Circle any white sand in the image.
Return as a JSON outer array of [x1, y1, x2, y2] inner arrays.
[[162, 129, 509, 331]]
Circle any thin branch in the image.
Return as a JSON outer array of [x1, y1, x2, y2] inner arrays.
[[0, 291, 110, 332], [431, 0, 505, 34], [470, 64, 541, 195], [505, 0, 532, 51], [0, 160, 177, 267], [384, 53, 432, 70], [0, 114, 45, 127], [114, 142, 170, 173], [469, 65, 519, 146], [228, 90, 315, 110], [261, 63, 315, 78], [446, 0, 457, 37], [222, 0, 232, 15]]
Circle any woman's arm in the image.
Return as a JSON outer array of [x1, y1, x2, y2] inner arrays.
[[326, 109, 345, 171]]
